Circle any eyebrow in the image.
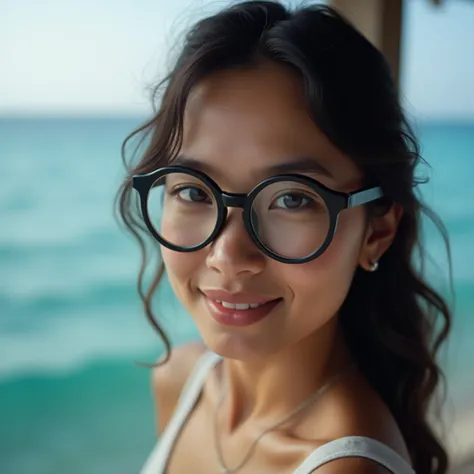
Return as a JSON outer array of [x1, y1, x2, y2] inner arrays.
[[172, 155, 335, 180]]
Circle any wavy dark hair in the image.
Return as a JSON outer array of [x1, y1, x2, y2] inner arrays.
[[115, 2, 453, 473]]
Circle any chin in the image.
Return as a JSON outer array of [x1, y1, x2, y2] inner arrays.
[[192, 292, 287, 360], [199, 326, 280, 363]]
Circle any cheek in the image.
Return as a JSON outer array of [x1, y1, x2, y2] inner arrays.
[[162, 248, 202, 296], [317, 208, 366, 273], [279, 210, 365, 319]]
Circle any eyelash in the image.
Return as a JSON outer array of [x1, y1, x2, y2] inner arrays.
[[169, 186, 212, 204]]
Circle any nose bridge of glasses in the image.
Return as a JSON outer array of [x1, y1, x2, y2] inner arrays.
[[218, 192, 255, 238], [221, 192, 247, 209]]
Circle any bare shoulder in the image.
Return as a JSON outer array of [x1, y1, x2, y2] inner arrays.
[[296, 369, 412, 470], [151, 340, 207, 434]]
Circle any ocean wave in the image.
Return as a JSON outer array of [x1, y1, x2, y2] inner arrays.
[[0, 304, 198, 382], [0, 277, 137, 309]]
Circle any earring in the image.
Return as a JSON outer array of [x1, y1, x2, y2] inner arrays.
[[369, 259, 379, 272]]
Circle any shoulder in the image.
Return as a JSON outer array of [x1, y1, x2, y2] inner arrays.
[[294, 369, 412, 472], [151, 340, 207, 434]]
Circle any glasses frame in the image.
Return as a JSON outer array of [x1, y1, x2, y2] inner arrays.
[[132, 165, 384, 264]]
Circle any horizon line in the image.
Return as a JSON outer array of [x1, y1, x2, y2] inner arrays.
[[1, 113, 474, 124]]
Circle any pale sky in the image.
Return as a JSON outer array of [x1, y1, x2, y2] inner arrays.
[[1, 0, 474, 118]]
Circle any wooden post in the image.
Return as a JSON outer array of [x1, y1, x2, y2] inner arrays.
[[329, 0, 403, 88]]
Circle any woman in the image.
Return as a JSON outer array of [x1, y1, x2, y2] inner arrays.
[[117, 2, 452, 473]]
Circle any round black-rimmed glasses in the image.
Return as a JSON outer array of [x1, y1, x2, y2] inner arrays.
[[132, 166, 383, 264]]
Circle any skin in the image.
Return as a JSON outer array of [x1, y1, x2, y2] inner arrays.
[[154, 61, 407, 473]]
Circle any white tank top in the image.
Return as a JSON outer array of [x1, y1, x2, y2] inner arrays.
[[141, 351, 416, 474]]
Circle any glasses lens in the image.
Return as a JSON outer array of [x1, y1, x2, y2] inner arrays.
[[251, 180, 330, 259], [147, 172, 218, 249]]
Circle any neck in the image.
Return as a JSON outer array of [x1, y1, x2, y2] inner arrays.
[[218, 318, 352, 434]]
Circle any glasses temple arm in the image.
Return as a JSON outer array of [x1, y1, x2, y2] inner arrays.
[[347, 186, 384, 208]]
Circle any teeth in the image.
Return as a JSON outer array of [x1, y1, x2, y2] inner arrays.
[[215, 300, 266, 310]]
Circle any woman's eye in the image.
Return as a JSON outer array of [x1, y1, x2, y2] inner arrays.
[[272, 193, 312, 210], [175, 186, 211, 203]]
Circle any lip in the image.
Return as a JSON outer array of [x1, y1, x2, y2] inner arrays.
[[200, 289, 282, 327]]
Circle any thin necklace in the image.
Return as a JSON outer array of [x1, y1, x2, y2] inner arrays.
[[213, 361, 357, 474]]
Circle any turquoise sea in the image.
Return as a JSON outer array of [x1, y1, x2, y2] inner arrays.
[[0, 116, 473, 474]]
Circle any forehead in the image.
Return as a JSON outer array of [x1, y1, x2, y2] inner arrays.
[[179, 62, 361, 189]]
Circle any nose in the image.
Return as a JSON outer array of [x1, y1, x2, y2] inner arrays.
[[205, 208, 265, 278]]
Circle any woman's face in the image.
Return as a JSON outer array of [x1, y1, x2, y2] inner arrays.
[[161, 62, 371, 360]]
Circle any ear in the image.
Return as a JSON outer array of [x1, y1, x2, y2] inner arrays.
[[359, 203, 403, 271]]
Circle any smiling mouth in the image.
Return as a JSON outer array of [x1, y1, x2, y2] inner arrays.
[[212, 300, 271, 310], [201, 292, 283, 327]]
